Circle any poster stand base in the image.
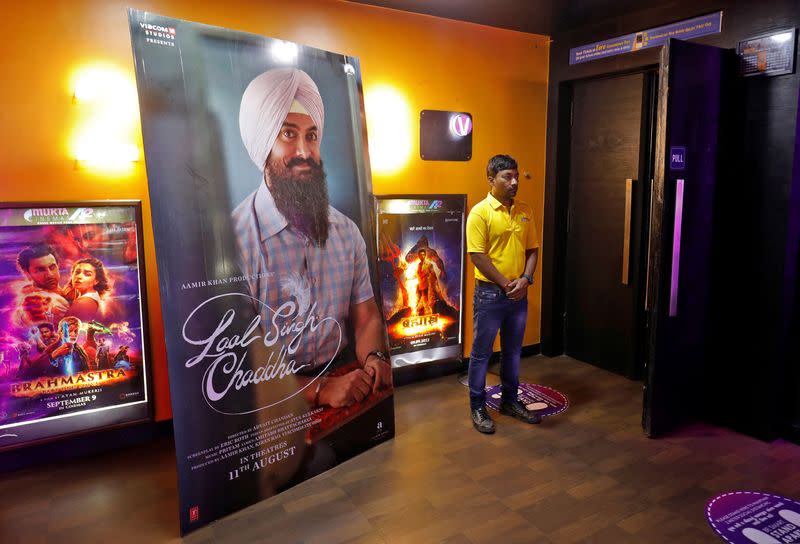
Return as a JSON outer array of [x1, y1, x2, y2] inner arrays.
[[0, 419, 171, 474], [394, 358, 465, 387]]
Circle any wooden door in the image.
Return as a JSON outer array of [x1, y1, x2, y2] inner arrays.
[[565, 72, 653, 377]]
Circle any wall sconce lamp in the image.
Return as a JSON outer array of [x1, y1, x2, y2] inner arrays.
[[70, 63, 141, 174], [364, 84, 413, 176]]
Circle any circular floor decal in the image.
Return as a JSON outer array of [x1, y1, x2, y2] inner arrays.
[[484, 383, 568, 417], [706, 491, 800, 543]]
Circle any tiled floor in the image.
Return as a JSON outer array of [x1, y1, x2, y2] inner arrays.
[[1, 355, 798, 543]]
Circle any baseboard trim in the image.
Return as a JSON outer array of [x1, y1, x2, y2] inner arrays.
[[394, 343, 542, 387], [394, 358, 466, 386], [0, 419, 173, 474]]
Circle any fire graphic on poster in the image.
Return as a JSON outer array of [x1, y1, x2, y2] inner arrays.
[[381, 241, 456, 340], [0, 205, 149, 448]]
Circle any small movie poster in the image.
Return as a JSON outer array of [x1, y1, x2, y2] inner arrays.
[[129, 10, 394, 534], [376, 195, 466, 367], [0, 203, 151, 451]]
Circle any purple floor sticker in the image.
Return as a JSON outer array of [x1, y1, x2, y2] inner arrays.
[[706, 491, 800, 543], [485, 383, 568, 417]]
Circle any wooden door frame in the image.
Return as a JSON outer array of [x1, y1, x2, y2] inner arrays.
[[548, 66, 658, 378], [542, 42, 668, 361]]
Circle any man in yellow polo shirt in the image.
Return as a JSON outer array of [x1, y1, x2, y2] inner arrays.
[[466, 154, 540, 433]]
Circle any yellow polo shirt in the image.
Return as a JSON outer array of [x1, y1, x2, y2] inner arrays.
[[466, 192, 539, 283]]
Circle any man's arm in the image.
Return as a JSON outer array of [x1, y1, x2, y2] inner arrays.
[[351, 297, 391, 393], [507, 207, 541, 301], [312, 221, 392, 407], [350, 225, 391, 393], [28, 340, 60, 369], [506, 248, 538, 301], [524, 247, 539, 278], [469, 252, 510, 288], [302, 297, 388, 408]]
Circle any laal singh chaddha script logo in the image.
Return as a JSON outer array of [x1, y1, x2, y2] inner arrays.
[[182, 292, 343, 415], [140, 21, 176, 48], [23, 208, 93, 224]]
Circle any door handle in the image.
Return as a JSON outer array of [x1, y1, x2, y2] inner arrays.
[[669, 179, 684, 317], [622, 179, 634, 285], [645, 178, 654, 311]]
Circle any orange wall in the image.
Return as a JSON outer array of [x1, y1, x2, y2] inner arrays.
[[0, 0, 549, 420]]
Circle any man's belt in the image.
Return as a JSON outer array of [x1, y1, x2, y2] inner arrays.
[[476, 279, 506, 293]]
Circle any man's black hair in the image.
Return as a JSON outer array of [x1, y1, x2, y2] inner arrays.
[[486, 154, 518, 178], [17, 244, 58, 273]]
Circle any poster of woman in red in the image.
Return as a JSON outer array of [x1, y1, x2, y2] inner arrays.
[[0, 203, 151, 451]]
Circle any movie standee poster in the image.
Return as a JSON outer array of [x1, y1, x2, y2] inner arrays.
[[376, 195, 466, 367], [0, 203, 151, 451], [128, 10, 395, 534]]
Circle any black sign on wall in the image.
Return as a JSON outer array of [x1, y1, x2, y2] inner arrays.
[[738, 28, 797, 77], [420, 110, 472, 161]]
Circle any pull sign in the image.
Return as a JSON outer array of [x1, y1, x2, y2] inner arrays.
[[670, 146, 686, 170]]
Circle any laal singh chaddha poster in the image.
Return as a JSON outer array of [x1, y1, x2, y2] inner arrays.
[[0, 203, 151, 450], [376, 195, 466, 367], [129, 10, 394, 534]]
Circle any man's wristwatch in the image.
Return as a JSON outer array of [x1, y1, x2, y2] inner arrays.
[[521, 273, 534, 285], [365, 350, 389, 364]]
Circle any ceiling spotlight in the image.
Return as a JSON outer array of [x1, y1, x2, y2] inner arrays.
[[271, 40, 298, 63]]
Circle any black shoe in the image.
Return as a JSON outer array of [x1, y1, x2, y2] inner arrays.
[[471, 406, 496, 434], [500, 399, 542, 424]]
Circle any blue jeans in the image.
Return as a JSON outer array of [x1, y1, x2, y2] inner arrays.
[[468, 281, 528, 410]]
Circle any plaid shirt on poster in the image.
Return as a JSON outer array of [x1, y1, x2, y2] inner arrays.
[[231, 182, 374, 370]]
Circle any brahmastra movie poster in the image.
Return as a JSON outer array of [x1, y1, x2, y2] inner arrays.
[[376, 195, 466, 367], [0, 204, 150, 450]]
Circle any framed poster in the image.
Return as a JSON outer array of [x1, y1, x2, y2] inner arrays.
[[376, 195, 466, 367], [129, 9, 394, 534], [0, 202, 151, 451]]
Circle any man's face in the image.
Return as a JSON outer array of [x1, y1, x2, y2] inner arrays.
[[418, 250, 427, 262], [38, 326, 55, 344], [264, 112, 329, 246], [267, 112, 321, 181], [68, 225, 109, 254], [58, 321, 79, 343], [489, 168, 519, 202], [26, 255, 60, 291]]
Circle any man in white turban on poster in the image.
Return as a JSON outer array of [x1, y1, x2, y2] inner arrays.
[[232, 67, 392, 412]]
